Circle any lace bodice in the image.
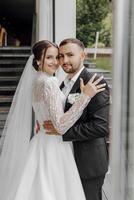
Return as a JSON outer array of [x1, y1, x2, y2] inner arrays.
[[32, 72, 91, 135]]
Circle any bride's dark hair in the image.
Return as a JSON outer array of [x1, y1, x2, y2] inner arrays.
[[32, 40, 58, 71]]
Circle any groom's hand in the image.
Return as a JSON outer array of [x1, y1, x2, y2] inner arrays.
[[35, 120, 40, 134], [43, 121, 60, 135]]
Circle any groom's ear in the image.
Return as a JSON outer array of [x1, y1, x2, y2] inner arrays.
[[80, 51, 86, 61]]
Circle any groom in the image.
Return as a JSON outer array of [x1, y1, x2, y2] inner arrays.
[[44, 38, 110, 200]]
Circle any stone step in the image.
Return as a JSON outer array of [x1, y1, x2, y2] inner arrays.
[[0, 68, 24, 72], [0, 47, 31, 54], [0, 120, 5, 129], [0, 86, 16, 91], [0, 54, 30, 62], [0, 112, 8, 121], [0, 53, 30, 58], [0, 76, 20, 86], [0, 95, 13, 107], [0, 91, 15, 96], [0, 96, 13, 106], [0, 68, 24, 76], [0, 101, 12, 107], [0, 80, 19, 86], [0, 87, 16, 95], [0, 60, 27, 65], [0, 96, 13, 103], [0, 47, 31, 139], [0, 108, 10, 137], [0, 106, 10, 113], [0, 76, 20, 81]]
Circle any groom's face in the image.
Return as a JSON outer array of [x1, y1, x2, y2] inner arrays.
[[59, 43, 85, 75]]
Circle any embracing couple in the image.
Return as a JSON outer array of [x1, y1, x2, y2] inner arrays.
[[0, 38, 110, 200]]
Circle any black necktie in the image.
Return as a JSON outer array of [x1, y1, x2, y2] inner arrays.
[[60, 81, 65, 90]]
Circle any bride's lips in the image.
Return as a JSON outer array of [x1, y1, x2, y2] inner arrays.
[[48, 65, 57, 69]]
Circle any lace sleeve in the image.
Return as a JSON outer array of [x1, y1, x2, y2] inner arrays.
[[43, 77, 91, 135]]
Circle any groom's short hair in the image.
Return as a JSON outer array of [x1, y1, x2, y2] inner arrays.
[[59, 38, 85, 50]]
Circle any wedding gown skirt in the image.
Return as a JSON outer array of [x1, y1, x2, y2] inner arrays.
[[14, 131, 86, 200], [0, 65, 90, 200], [14, 72, 90, 200]]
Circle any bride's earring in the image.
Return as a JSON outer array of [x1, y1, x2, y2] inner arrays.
[[37, 61, 42, 71]]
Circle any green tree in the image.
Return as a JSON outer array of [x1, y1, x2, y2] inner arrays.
[[99, 13, 112, 47], [76, 0, 110, 47]]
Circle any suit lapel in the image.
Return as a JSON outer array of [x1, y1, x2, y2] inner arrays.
[[69, 68, 90, 94], [65, 68, 92, 111]]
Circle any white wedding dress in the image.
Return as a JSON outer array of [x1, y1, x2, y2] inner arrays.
[[14, 71, 90, 200]]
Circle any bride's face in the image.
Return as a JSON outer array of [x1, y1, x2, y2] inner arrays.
[[40, 46, 59, 75]]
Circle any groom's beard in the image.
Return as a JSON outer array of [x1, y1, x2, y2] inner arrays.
[[62, 63, 82, 75]]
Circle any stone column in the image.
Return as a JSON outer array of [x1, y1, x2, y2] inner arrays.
[[36, 0, 76, 83], [55, 0, 76, 84], [36, 0, 53, 41], [55, 0, 76, 44], [111, 0, 134, 200]]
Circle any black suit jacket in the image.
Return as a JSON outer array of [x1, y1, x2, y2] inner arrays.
[[62, 68, 110, 179]]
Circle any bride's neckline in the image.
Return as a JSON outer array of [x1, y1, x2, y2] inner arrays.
[[37, 71, 52, 78]]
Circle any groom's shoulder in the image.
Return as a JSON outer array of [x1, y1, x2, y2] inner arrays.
[[82, 68, 100, 79], [81, 67, 94, 81], [83, 67, 107, 84]]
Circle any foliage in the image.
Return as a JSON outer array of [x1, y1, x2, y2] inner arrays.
[[90, 42, 105, 48], [99, 13, 112, 47], [76, 0, 111, 47]]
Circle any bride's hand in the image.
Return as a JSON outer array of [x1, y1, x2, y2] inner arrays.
[[80, 73, 106, 98]]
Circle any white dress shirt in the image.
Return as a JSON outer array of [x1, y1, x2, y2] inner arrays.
[[62, 66, 85, 98]]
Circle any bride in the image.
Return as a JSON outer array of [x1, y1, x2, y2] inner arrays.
[[0, 40, 105, 200]]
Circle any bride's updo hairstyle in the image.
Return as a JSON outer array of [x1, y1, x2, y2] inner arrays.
[[32, 40, 58, 71]]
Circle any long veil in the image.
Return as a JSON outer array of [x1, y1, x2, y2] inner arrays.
[[0, 55, 37, 200]]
